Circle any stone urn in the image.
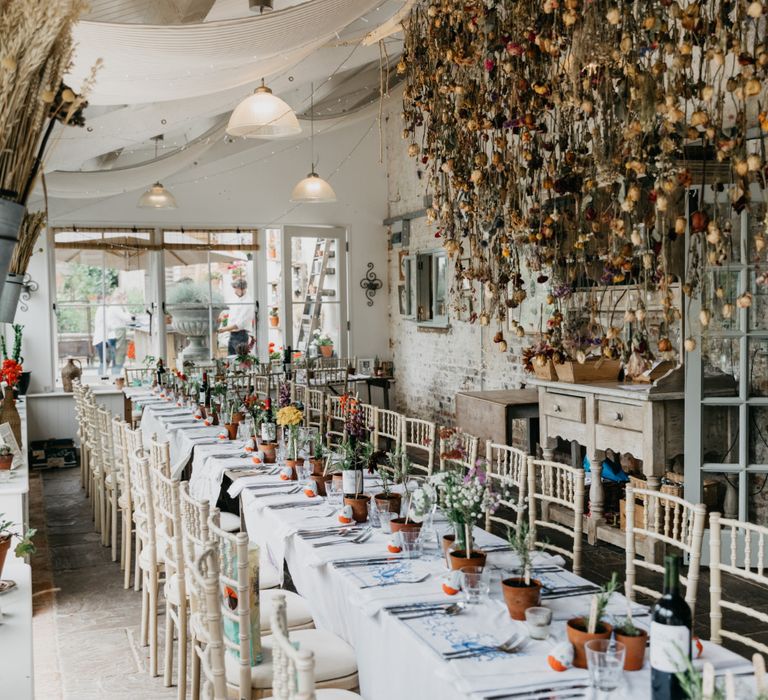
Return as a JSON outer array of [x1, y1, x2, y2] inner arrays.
[[61, 358, 82, 392], [171, 306, 226, 363]]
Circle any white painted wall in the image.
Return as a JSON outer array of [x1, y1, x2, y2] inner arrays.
[[17, 111, 390, 395]]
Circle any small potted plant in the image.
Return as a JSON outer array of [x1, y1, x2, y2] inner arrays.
[[276, 404, 305, 478], [0, 515, 35, 579], [373, 448, 403, 516], [501, 521, 542, 620], [269, 307, 280, 327], [614, 611, 648, 671], [0, 444, 13, 471], [567, 572, 619, 668], [390, 452, 425, 533], [307, 434, 326, 477], [314, 330, 334, 358], [339, 438, 373, 523]]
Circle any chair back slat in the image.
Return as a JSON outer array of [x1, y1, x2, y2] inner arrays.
[[304, 388, 325, 433], [485, 442, 527, 533], [401, 417, 436, 476], [269, 593, 317, 699], [438, 427, 479, 472]]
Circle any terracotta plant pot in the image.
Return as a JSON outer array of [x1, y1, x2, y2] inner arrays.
[[501, 577, 542, 620], [448, 549, 487, 571], [115, 377, 125, 390], [225, 423, 238, 440], [310, 474, 327, 497], [343, 496, 369, 523], [309, 458, 324, 476], [269, 316, 279, 327], [390, 518, 422, 535], [566, 618, 613, 669], [258, 442, 277, 463], [0, 454, 12, 470], [284, 460, 300, 481], [231, 411, 244, 424], [0, 535, 9, 579], [374, 493, 402, 515], [320, 345, 333, 358], [616, 629, 648, 671], [441, 534, 456, 556]]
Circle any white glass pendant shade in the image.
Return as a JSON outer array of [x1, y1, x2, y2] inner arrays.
[[137, 182, 177, 209], [290, 171, 337, 203], [227, 83, 301, 138]]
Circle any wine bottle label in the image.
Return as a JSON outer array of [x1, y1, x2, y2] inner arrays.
[[650, 621, 690, 673], [342, 470, 363, 495], [261, 423, 276, 442]]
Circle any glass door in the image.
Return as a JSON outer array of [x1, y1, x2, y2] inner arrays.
[[282, 226, 348, 360]]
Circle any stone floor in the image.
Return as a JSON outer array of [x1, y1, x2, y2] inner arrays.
[[29, 467, 768, 698]]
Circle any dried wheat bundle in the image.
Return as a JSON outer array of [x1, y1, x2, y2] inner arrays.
[[9, 210, 45, 275], [0, 0, 88, 205]]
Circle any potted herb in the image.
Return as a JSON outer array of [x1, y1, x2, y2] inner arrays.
[[0, 445, 13, 471], [501, 521, 542, 620], [269, 307, 280, 327], [567, 572, 619, 668], [307, 434, 326, 477], [276, 404, 304, 477], [339, 438, 373, 523], [390, 451, 424, 533], [614, 610, 648, 671], [314, 330, 334, 358], [373, 448, 404, 516], [0, 515, 35, 579]]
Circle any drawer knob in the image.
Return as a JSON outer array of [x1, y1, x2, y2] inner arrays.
[[614, 411, 623, 422], [553, 404, 561, 413]]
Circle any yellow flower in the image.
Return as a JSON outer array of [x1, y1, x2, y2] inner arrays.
[[276, 406, 303, 427]]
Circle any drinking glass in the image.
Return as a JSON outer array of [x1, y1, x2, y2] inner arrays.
[[585, 640, 625, 693], [460, 566, 490, 605], [375, 503, 393, 533], [524, 606, 553, 640], [326, 480, 342, 508], [399, 530, 422, 559]]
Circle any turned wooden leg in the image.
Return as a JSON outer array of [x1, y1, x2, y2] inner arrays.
[[163, 603, 174, 687], [587, 450, 605, 545]]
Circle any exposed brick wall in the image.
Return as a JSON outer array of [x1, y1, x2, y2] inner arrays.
[[382, 94, 527, 427]]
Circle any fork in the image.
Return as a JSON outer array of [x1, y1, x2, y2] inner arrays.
[[312, 529, 372, 548], [443, 635, 526, 659], [358, 574, 431, 589]]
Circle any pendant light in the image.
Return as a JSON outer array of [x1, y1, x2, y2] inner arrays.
[[227, 79, 301, 138], [138, 136, 177, 209], [291, 83, 336, 203]]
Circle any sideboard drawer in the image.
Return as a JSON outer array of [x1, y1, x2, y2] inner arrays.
[[542, 392, 586, 422], [597, 400, 644, 431]]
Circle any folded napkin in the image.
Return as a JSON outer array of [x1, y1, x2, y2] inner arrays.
[[344, 558, 435, 588]]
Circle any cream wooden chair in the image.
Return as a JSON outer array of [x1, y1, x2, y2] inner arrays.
[[150, 462, 188, 700], [438, 427, 479, 472], [97, 405, 120, 555], [527, 457, 585, 576], [206, 517, 357, 699], [73, 382, 91, 493], [125, 425, 146, 592], [291, 382, 306, 406], [325, 395, 348, 449], [304, 388, 325, 433], [252, 375, 270, 399], [709, 513, 768, 655], [124, 366, 154, 386], [268, 593, 362, 700], [624, 486, 706, 615], [113, 417, 135, 588], [485, 442, 527, 534], [372, 408, 401, 455], [83, 396, 102, 529], [401, 417, 436, 477]]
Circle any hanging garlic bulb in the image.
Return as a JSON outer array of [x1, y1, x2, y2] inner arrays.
[[515, 326, 525, 338], [715, 286, 725, 299], [737, 292, 753, 308], [498, 340, 508, 352], [630, 228, 643, 246], [624, 309, 637, 323], [699, 309, 712, 327], [684, 337, 697, 352], [722, 303, 735, 319], [479, 312, 490, 326]]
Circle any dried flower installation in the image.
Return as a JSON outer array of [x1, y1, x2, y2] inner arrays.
[[401, 0, 768, 375]]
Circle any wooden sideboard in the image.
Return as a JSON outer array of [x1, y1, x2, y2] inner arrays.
[[527, 371, 684, 550]]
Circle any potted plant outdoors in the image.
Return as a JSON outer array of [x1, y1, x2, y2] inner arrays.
[[340, 438, 374, 523], [614, 611, 648, 671], [567, 572, 620, 668], [373, 448, 404, 516], [0, 515, 35, 580], [276, 404, 305, 479], [269, 307, 280, 327], [314, 330, 334, 358], [0, 445, 13, 471], [434, 462, 500, 571], [501, 521, 542, 620]]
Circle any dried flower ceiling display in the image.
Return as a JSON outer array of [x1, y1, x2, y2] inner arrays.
[[400, 0, 768, 378]]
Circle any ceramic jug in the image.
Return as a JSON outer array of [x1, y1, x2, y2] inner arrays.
[[61, 357, 82, 392]]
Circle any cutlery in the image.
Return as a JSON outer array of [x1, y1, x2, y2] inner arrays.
[[482, 685, 590, 700], [384, 601, 447, 612], [302, 509, 337, 520], [443, 635, 526, 659], [299, 528, 363, 540], [332, 557, 403, 568], [267, 501, 322, 510], [312, 529, 372, 548], [358, 574, 431, 589], [541, 585, 600, 600], [396, 602, 464, 619]]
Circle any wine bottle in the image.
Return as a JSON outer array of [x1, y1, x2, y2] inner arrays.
[[261, 397, 276, 443], [650, 554, 692, 699], [201, 372, 209, 407], [155, 358, 166, 386]]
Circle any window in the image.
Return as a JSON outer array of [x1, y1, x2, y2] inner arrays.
[[163, 229, 257, 366], [54, 228, 153, 382], [402, 250, 448, 327]]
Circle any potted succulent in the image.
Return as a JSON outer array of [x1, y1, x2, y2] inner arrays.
[[567, 572, 619, 668], [433, 461, 500, 570], [0, 444, 13, 471], [501, 521, 542, 620], [276, 404, 304, 478], [0, 515, 35, 579], [314, 330, 334, 358], [373, 448, 404, 516], [269, 307, 280, 327], [614, 612, 648, 671]]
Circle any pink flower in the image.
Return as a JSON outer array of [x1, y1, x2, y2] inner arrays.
[[484, 58, 495, 71]]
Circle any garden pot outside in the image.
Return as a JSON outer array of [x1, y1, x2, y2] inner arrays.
[[448, 549, 487, 571], [374, 493, 402, 515], [501, 577, 542, 620], [390, 518, 422, 535], [269, 316, 279, 327], [320, 345, 333, 358], [343, 495, 369, 523], [616, 629, 648, 671], [309, 458, 324, 476], [258, 442, 277, 463], [310, 474, 326, 497], [0, 535, 10, 579], [566, 619, 613, 669]]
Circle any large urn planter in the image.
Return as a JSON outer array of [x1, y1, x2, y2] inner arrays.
[[171, 305, 226, 363], [501, 577, 542, 620], [0, 200, 24, 315], [566, 618, 613, 669]]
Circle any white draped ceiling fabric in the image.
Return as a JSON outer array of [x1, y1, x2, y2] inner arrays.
[[68, 0, 385, 105]]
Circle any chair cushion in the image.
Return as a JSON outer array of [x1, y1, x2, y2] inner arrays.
[[263, 692, 362, 700], [224, 629, 357, 690], [218, 511, 241, 532], [163, 573, 184, 606], [260, 589, 313, 632], [259, 562, 280, 590]]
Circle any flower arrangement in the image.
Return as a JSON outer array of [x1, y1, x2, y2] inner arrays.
[[439, 427, 466, 461], [276, 405, 304, 460], [312, 330, 333, 347], [278, 381, 292, 408], [0, 513, 35, 559], [0, 324, 23, 387]]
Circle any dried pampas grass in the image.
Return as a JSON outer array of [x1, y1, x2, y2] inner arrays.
[[9, 211, 45, 275], [0, 0, 89, 205]]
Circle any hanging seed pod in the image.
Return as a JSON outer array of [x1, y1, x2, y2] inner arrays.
[[658, 338, 673, 352], [722, 303, 735, 318], [737, 292, 753, 308], [699, 309, 712, 327], [498, 340, 508, 352], [479, 312, 490, 326], [576, 350, 587, 365], [684, 337, 697, 352], [515, 326, 525, 338], [624, 309, 637, 323]]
